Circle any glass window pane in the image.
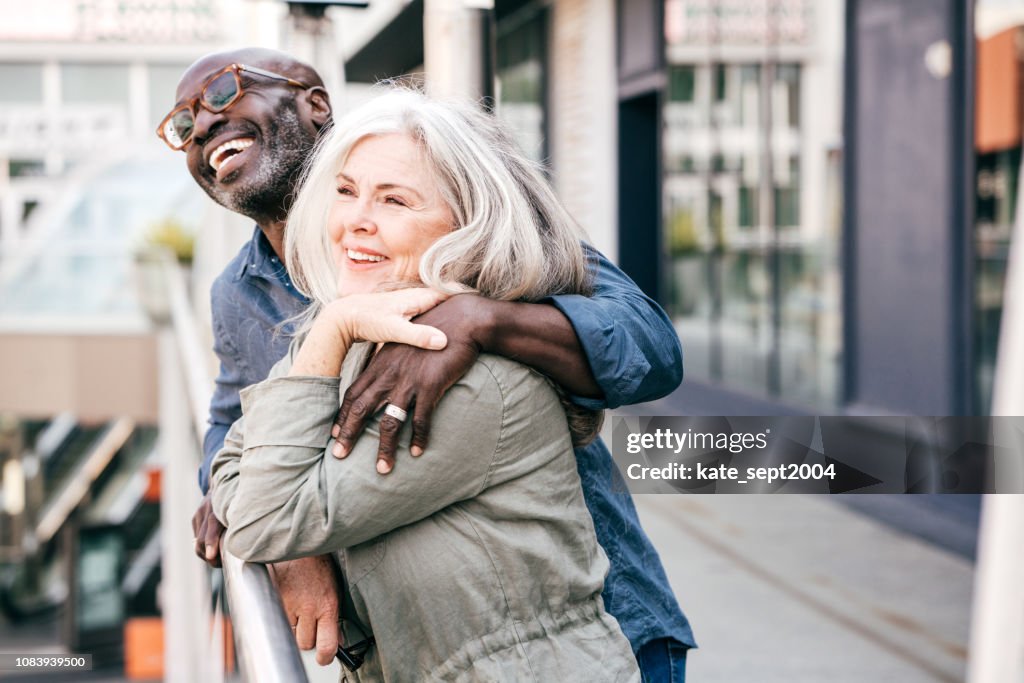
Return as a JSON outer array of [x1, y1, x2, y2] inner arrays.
[[662, 2, 841, 407], [776, 63, 801, 128], [496, 9, 547, 164], [719, 251, 771, 392], [0, 63, 43, 103], [665, 176, 715, 383], [61, 63, 130, 105], [973, 147, 1018, 413], [669, 66, 696, 102], [739, 187, 759, 227], [714, 64, 728, 101], [149, 63, 193, 127]]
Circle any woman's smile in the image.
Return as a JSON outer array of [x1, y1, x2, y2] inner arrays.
[[343, 246, 389, 268], [329, 133, 454, 296]]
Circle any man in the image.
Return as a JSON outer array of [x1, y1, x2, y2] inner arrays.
[[165, 48, 695, 680]]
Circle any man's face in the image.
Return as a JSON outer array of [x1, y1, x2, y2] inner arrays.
[[174, 58, 319, 222]]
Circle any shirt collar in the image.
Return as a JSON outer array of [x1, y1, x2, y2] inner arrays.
[[235, 225, 309, 304], [234, 225, 279, 280]]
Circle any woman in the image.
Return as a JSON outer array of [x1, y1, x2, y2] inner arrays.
[[209, 89, 639, 682]]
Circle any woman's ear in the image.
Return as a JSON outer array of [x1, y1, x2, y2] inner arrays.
[[306, 86, 332, 129]]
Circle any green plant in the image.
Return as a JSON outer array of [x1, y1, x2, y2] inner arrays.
[[144, 218, 195, 264]]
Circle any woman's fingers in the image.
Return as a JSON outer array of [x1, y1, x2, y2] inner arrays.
[[381, 320, 447, 351], [342, 288, 451, 349], [395, 287, 449, 317]]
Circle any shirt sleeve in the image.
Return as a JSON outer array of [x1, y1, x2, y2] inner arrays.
[[545, 245, 683, 410], [199, 279, 251, 494], [218, 360, 508, 563]]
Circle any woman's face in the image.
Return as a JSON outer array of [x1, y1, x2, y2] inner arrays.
[[328, 133, 454, 297]]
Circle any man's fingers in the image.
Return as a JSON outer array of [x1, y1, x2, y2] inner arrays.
[[294, 615, 316, 651], [409, 396, 437, 457], [378, 389, 409, 475], [203, 516, 224, 567], [335, 379, 391, 459], [194, 513, 209, 561], [314, 613, 340, 666]]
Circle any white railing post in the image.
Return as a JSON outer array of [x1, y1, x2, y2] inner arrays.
[[158, 326, 216, 683], [967, 138, 1024, 683]]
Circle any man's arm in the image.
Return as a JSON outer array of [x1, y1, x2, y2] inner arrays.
[[333, 245, 682, 468], [544, 246, 683, 409]]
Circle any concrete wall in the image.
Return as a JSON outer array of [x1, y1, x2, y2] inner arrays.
[[0, 332, 158, 423]]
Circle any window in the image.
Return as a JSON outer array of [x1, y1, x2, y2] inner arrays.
[[496, 5, 548, 164], [0, 63, 43, 103], [148, 64, 193, 128], [661, 0, 841, 407], [61, 64, 130, 105]]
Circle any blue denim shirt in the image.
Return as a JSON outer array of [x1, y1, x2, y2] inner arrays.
[[202, 226, 696, 652]]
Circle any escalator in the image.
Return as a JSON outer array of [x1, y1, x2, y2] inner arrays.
[[0, 415, 163, 669]]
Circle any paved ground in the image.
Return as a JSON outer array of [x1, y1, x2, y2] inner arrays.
[[636, 495, 975, 683]]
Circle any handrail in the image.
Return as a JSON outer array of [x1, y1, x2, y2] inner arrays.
[[147, 249, 308, 683], [221, 552, 309, 681]]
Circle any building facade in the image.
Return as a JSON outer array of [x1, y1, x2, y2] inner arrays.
[[343, 0, 1019, 418]]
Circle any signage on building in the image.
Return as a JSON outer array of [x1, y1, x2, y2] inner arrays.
[[0, 0, 221, 43], [666, 0, 813, 47]]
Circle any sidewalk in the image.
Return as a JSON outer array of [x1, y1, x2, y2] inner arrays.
[[635, 495, 974, 683]]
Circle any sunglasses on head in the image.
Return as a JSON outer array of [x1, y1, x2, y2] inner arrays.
[[156, 63, 311, 151]]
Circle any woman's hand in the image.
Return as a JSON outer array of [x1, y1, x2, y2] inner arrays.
[[334, 288, 450, 349], [290, 288, 449, 378]]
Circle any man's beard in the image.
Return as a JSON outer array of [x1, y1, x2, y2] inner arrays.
[[204, 100, 316, 224]]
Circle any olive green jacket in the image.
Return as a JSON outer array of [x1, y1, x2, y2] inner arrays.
[[210, 342, 639, 683]]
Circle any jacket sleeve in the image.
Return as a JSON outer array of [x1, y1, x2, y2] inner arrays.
[[545, 245, 683, 410], [219, 361, 506, 563], [209, 349, 296, 527]]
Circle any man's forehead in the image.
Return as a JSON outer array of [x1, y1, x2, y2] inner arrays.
[[175, 51, 280, 99]]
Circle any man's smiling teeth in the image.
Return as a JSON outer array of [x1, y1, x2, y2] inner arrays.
[[347, 249, 386, 262], [209, 138, 254, 171]]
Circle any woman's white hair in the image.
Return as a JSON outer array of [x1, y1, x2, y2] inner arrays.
[[284, 86, 592, 317]]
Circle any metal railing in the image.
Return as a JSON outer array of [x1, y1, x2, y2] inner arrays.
[[145, 249, 307, 683]]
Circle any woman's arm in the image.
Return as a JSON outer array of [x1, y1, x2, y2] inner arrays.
[[543, 246, 683, 409], [221, 357, 511, 562], [210, 288, 447, 528]]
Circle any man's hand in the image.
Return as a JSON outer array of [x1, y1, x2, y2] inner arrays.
[[191, 492, 225, 567], [268, 556, 342, 666], [331, 295, 490, 474]]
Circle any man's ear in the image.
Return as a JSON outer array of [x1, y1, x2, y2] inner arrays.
[[306, 86, 332, 128]]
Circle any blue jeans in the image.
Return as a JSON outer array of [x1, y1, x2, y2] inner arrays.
[[636, 638, 689, 683]]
